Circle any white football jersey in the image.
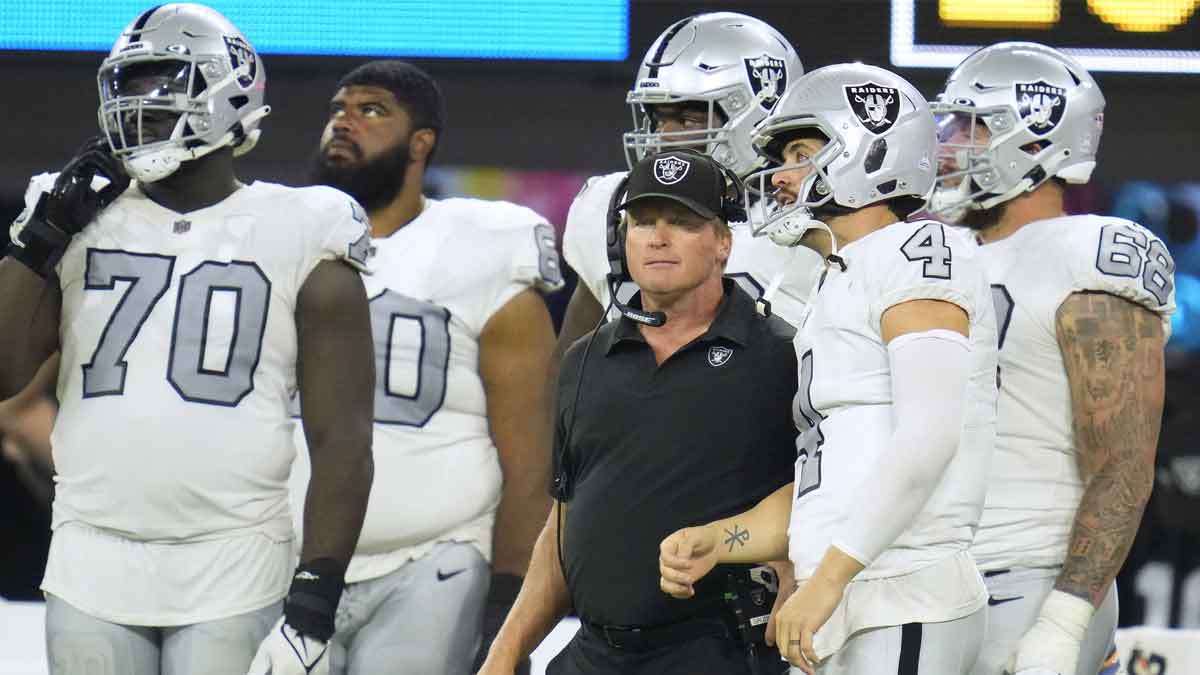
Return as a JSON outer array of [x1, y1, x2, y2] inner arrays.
[[292, 197, 563, 584], [35, 175, 369, 624], [788, 220, 998, 580], [561, 171, 821, 328], [971, 215, 1175, 571]]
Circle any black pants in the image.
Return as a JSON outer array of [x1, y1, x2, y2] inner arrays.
[[546, 625, 788, 675]]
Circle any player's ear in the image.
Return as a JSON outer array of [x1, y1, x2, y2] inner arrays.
[[409, 128, 437, 164]]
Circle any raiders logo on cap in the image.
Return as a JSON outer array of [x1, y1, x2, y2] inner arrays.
[[845, 83, 901, 135], [744, 54, 788, 111], [654, 156, 691, 185], [1015, 80, 1067, 136]]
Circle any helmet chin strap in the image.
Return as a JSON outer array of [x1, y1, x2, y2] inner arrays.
[[124, 105, 271, 183], [765, 206, 844, 270]]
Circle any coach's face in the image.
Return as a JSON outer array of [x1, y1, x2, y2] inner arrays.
[[624, 198, 730, 302]]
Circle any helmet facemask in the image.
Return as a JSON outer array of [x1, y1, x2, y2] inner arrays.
[[623, 94, 733, 172], [744, 122, 842, 252], [929, 101, 1058, 222]]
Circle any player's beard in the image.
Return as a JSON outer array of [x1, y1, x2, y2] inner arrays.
[[958, 199, 1006, 231], [310, 136, 410, 211]]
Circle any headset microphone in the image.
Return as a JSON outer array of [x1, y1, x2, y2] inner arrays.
[[606, 274, 666, 327]]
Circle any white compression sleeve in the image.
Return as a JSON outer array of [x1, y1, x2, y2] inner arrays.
[[832, 328, 971, 566]]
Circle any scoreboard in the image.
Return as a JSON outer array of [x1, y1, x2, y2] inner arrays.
[[891, 0, 1200, 73]]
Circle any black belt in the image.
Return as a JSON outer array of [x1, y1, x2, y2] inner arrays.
[[583, 615, 733, 652]]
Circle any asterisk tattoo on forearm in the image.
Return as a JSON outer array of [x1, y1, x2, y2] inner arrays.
[[723, 525, 750, 552]]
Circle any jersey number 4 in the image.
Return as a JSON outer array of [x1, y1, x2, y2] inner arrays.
[[900, 223, 952, 280], [82, 249, 269, 406], [794, 349, 826, 500]]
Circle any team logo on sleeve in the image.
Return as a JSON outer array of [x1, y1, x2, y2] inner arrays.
[[707, 345, 733, 367], [744, 54, 788, 111], [347, 230, 374, 267], [223, 36, 258, 89], [845, 83, 900, 135], [1015, 80, 1066, 136], [654, 156, 691, 185]]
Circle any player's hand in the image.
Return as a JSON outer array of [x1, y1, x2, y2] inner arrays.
[[1004, 590, 1093, 675], [774, 573, 845, 675], [247, 617, 329, 675], [9, 136, 130, 277], [764, 559, 796, 648], [45, 136, 130, 234], [658, 524, 720, 598]]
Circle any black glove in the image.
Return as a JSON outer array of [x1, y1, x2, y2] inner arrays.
[[9, 136, 129, 277], [283, 557, 346, 642], [473, 572, 529, 674]]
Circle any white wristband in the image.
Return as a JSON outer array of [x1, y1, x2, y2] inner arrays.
[[1039, 590, 1095, 641]]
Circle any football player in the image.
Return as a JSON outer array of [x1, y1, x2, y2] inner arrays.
[[658, 63, 999, 675], [296, 60, 563, 675], [0, 5, 376, 675], [929, 42, 1174, 675], [559, 11, 818, 340]]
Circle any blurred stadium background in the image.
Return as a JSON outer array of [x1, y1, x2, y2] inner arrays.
[[1, 1, 1198, 672]]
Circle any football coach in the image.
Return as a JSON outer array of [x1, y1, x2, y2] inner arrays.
[[477, 149, 799, 675]]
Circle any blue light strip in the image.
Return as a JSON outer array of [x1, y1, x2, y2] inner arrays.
[[0, 0, 629, 61]]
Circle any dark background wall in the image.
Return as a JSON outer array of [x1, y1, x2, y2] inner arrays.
[[0, 0, 1194, 195]]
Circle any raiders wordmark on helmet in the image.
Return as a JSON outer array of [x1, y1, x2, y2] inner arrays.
[[1015, 80, 1067, 136], [744, 53, 788, 111], [845, 83, 900, 135]]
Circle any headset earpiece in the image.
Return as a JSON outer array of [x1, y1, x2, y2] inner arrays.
[[606, 174, 632, 282]]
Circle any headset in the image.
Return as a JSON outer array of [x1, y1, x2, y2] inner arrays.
[[605, 148, 748, 327]]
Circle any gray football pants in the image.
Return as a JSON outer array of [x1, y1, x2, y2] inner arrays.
[[45, 593, 279, 675], [792, 607, 986, 675], [971, 567, 1117, 675], [329, 541, 490, 675]]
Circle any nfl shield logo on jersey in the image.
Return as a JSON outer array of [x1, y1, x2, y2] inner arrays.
[[845, 83, 900, 135], [654, 156, 691, 185], [1015, 80, 1067, 136], [707, 345, 733, 367], [744, 54, 788, 111]]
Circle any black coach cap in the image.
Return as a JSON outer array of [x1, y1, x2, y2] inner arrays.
[[615, 149, 731, 220]]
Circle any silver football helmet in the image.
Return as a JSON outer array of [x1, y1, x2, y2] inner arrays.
[[745, 63, 936, 251], [96, 3, 271, 182], [623, 12, 802, 177], [929, 42, 1105, 221]]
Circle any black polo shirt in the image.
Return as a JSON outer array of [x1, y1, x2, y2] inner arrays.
[[553, 279, 798, 628]]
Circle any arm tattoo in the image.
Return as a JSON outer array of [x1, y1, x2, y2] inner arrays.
[[1055, 291, 1164, 607], [723, 524, 751, 553]]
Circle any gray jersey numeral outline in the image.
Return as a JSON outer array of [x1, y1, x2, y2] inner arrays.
[[80, 249, 271, 406], [794, 349, 826, 501], [1095, 223, 1175, 306], [369, 290, 451, 427]]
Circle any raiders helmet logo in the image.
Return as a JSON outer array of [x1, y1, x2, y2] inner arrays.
[[1015, 80, 1066, 136], [707, 345, 733, 367], [845, 84, 901, 135], [223, 36, 257, 89], [654, 156, 691, 185], [347, 230, 375, 267], [744, 54, 788, 111]]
